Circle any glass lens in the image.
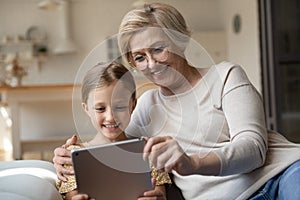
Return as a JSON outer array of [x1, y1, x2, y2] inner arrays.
[[153, 47, 169, 62], [133, 47, 169, 70]]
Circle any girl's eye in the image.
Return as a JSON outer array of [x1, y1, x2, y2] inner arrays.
[[95, 107, 105, 112], [134, 55, 146, 63]]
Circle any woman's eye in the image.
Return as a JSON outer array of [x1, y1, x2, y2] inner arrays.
[[114, 106, 128, 112], [152, 45, 167, 54], [152, 47, 164, 54], [134, 55, 146, 63]]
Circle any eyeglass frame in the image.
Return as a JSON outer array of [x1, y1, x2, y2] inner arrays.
[[128, 45, 170, 70]]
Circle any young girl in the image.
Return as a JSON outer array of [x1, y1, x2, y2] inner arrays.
[[56, 61, 171, 200]]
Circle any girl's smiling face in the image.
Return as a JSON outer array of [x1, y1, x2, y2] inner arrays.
[[83, 81, 136, 142]]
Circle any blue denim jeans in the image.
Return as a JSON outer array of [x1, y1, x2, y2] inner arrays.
[[249, 160, 300, 200]]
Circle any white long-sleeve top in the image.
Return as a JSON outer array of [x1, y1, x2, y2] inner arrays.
[[126, 61, 300, 199]]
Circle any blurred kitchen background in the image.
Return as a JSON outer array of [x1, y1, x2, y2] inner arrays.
[[0, 0, 299, 161]]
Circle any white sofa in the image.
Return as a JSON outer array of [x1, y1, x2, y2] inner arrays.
[[0, 160, 63, 200]]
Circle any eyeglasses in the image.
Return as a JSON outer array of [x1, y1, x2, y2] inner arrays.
[[129, 45, 169, 70]]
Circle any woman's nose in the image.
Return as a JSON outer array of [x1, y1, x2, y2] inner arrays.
[[147, 61, 156, 69], [147, 55, 156, 69]]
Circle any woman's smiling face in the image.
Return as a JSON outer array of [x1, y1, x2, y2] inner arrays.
[[129, 27, 189, 93]]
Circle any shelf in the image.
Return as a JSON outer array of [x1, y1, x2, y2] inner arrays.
[[0, 40, 47, 64], [0, 41, 33, 54]]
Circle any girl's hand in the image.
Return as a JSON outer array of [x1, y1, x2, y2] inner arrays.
[[53, 135, 78, 181], [137, 179, 166, 200], [137, 189, 166, 200], [71, 193, 95, 200]]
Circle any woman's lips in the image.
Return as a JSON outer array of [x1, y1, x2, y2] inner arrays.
[[151, 66, 168, 75]]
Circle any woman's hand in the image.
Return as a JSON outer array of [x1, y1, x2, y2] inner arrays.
[[143, 136, 195, 175], [53, 135, 78, 181], [144, 136, 221, 176]]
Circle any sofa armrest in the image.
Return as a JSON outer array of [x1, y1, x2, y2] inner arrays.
[[0, 160, 62, 200]]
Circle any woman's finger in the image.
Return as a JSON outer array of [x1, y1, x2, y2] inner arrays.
[[54, 163, 74, 181], [143, 136, 171, 160], [66, 135, 78, 147], [56, 171, 67, 182], [148, 141, 170, 169], [55, 162, 74, 175], [53, 153, 72, 166], [149, 138, 185, 172], [54, 147, 71, 158]]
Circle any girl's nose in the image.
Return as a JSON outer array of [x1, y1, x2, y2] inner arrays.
[[105, 108, 114, 121]]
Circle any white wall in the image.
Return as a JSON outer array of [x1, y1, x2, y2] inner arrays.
[[0, 0, 224, 85], [0, 110, 12, 151], [219, 0, 261, 92], [191, 31, 227, 65], [0, 0, 260, 90], [19, 101, 75, 140]]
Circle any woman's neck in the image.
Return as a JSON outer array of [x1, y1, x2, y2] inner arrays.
[[161, 65, 201, 96]]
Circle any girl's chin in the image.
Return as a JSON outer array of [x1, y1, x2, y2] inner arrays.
[[104, 133, 124, 141]]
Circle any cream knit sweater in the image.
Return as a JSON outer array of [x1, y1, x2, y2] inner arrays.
[[126, 61, 300, 200]]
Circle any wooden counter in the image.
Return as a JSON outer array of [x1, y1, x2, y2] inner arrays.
[[0, 84, 76, 91]]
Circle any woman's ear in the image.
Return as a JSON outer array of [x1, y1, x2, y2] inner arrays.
[[130, 98, 137, 113]]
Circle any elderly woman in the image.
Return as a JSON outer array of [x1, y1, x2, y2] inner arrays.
[[54, 3, 300, 200]]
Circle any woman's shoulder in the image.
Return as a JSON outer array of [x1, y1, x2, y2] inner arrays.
[[134, 88, 160, 113], [201, 61, 252, 108], [205, 61, 250, 86], [138, 88, 159, 101], [215, 61, 244, 76]]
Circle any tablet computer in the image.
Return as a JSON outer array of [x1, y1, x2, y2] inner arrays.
[[71, 138, 152, 200]]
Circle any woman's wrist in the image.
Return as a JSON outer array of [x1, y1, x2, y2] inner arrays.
[[192, 152, 221, 175], [176, 152, 221, 176]]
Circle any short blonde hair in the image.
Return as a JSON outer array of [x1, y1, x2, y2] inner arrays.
[[118, 3, 191, 64]]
